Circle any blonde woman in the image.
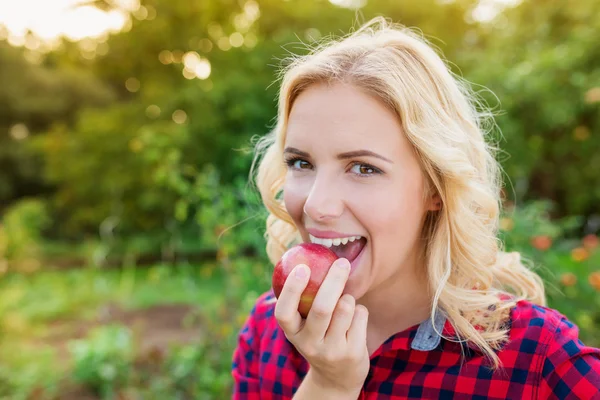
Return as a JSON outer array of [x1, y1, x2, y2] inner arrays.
[[232, 17, 600, 399]]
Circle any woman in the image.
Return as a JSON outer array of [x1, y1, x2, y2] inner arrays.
[[232, 17, 600, 399]]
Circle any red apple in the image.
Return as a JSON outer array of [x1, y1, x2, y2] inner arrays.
[[272, 243, 339, 318]]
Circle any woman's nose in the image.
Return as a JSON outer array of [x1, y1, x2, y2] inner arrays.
[[302, 176, 344, 221]]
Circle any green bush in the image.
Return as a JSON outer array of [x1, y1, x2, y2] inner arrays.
[[68, 324, 134, 398], [0, 347, 61, 400], [464, 0, 600, 217], [499, 200, 583, 252], [500, 200, 600, 346], [146, 341, 233, 399], [0, 198, 51, 274], [157, 162, 268, 261]]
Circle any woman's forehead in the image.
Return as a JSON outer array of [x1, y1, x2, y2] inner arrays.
[[284, 83, 410, 159]]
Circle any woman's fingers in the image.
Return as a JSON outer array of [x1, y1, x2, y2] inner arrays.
[[273, 259, 370, 393], [347, 304, 369, 348], [324, 293, 356, 341], [303, 258, 351, 338], [274, 264, 311, 337]]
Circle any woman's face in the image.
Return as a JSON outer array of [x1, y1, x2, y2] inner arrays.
[[282, 82, 439, 299]]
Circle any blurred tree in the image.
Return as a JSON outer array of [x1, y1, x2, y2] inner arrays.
[[462, 0, 600, 219], [7, 0, 596, 245], [32, 0, 479, 239], [0, 42, 114, 211]]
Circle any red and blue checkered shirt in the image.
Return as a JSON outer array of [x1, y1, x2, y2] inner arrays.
[[232, 290, 600, 399]]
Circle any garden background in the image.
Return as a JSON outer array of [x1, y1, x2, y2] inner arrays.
[[0, 0, 599, 398]]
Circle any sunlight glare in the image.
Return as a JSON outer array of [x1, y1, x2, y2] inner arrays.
[[0, 0, 128, 46]]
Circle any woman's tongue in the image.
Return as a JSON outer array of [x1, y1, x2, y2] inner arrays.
[[330, 238, 366, 263]]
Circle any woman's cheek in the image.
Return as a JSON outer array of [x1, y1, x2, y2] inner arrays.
[[283, 179, 308, 222], [350, 187, 407, 229]]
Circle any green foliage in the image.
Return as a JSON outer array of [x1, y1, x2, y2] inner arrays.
[[12, 0, 480, 242], [0, 198, 51, 273], [68, 324, 134, 397], [1, 0, 600, 398], [130, 257, 271, 399], [0, 263, 227, 337], [499, 200, 583, 253], [142, 341, 233, 399], [0, 347, 61, 400], [0, 41, 114, 210], [161, 163, 267, 259], [0, 232, 598, 399], [31, 104, 178, 237], [499, 201, 600, 345], [4, 0, 598, 248], [463, 0, 600, 216]]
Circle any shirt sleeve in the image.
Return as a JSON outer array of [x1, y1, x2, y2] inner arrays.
[[538, 316, 600, 399], [232, 293, 270, 400]]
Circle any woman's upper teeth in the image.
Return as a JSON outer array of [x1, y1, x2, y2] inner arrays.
[[309, 234, 362, 247]]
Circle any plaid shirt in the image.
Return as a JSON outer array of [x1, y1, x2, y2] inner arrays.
[[232, 290, 600, 399]]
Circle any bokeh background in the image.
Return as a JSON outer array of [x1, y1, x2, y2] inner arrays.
[[0, 0, 599, 398]]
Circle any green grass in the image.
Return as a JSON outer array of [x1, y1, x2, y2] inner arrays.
[[0, 262, 227, 356], [1, 215, 599, 399], [0, 262, 231, 399], [0, 256, 274, 400]]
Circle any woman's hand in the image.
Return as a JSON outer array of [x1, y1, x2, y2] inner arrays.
[[274, 258, 370, 396]]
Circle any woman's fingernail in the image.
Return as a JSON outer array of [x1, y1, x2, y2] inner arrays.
[[295, 264, 308, 279], [336, 258, 350, 270]]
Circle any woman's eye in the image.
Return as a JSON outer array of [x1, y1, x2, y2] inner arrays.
[[285, 158, 311, 170], [294, 160, 310, 169], [285, 158, 380, 176], [350, 163, 377, 176]]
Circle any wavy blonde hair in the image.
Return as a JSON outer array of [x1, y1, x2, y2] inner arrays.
[[249, 17, 545, 368]]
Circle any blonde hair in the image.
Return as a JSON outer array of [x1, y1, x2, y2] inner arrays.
[[250, 17, 545, 368]]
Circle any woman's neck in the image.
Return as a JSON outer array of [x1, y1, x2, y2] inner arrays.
[[358, 258, 432, 352]]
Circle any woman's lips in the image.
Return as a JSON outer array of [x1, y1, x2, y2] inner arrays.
[[306, 228, 363, 239]]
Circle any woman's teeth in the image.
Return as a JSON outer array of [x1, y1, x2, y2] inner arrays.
[[309, 234, 363, 248]]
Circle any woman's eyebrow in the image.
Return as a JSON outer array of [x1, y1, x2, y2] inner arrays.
[[283, 147, 310, 158], [283, 147, 393, 164], [337, 150, 393, 164]]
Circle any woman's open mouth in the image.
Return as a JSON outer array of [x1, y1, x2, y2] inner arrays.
[[308, 234, 367, 267]]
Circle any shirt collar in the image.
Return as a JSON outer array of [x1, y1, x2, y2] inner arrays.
[[372, 310, 451, 356], [410, 310, 447, 351]]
